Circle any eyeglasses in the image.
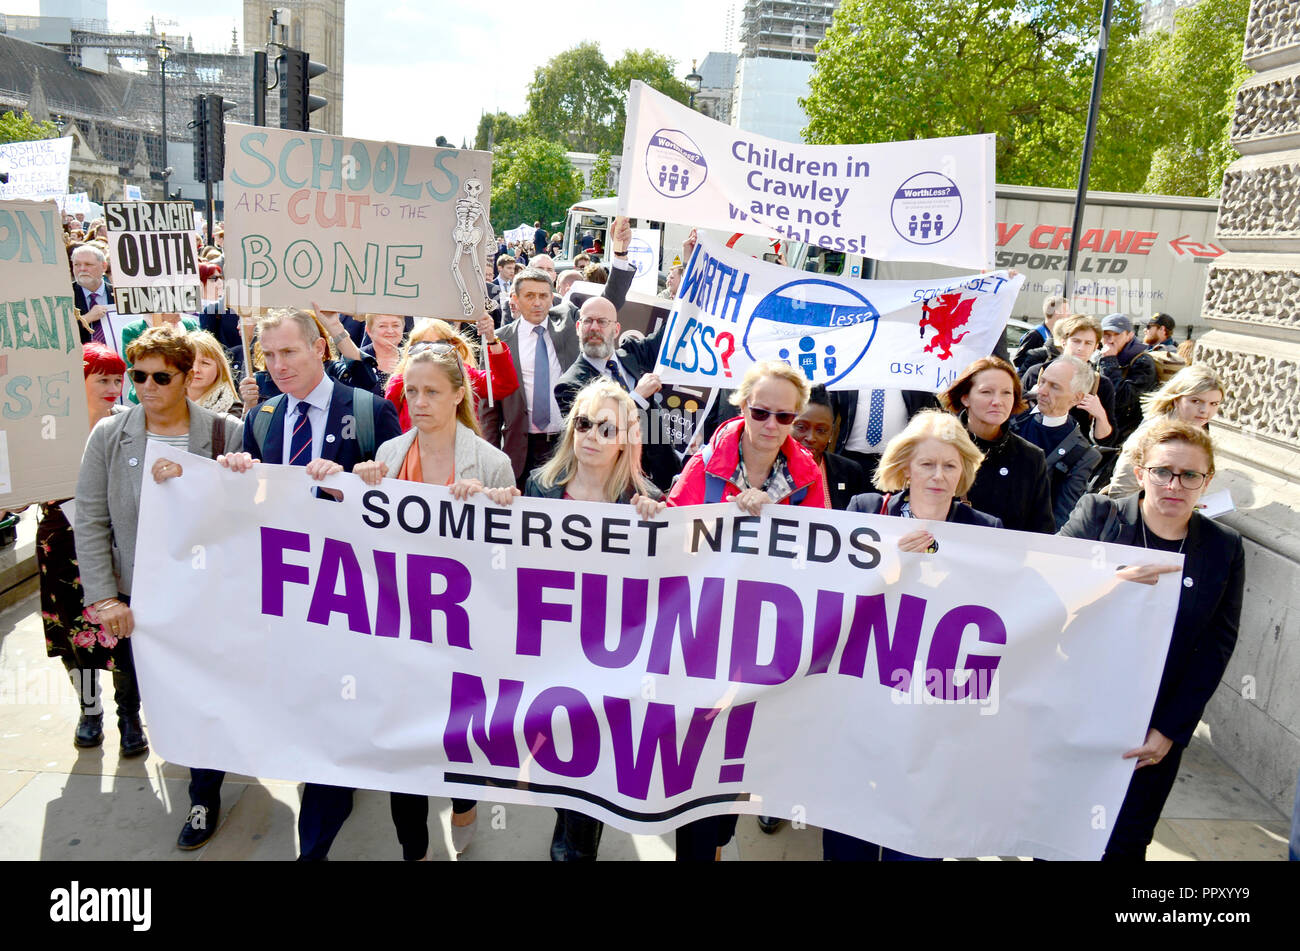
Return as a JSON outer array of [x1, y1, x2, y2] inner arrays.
[[407, 340, 464, 369], [573, 415, 618, 439], [129, 369, 180, 385], [578, 316, 615, 328], [747, 405, 798, 426], [1141, 466, 1207, 489]]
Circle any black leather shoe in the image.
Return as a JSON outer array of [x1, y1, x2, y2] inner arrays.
[[118, 714, 149, 757], [757, 815, 783, 834], [74, 713, 104, 748], [177, 804, 218, 850]]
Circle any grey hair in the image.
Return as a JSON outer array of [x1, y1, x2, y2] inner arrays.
[[1042, 295, 1067, 319], [71, 244, 107, 263], [1048, 354, 1093, 397], [511, 266, 554, 296]]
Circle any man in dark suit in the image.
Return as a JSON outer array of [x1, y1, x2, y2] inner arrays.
[[554, 296, 680, 492], [829, 388, 942, 482], [71, 244, 117, 347], [534, 222, 549, 256], [213, 308, 400, 860], [480, 217, 635, 486]]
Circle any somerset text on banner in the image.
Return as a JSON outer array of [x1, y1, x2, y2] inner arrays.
[[131, 444, 1184, 860], [222, 124, 494, 318], [618, 81, 996, 270], [654, 237, 1024, 393]]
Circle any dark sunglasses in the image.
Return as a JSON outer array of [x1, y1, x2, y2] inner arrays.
[[747, 405, 798, 425], [573, 415, 618, 439], [129, 369, 180, 385]]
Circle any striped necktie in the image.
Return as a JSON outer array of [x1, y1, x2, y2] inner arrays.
[[87, 288, 106, 345], [288, 402, 313, 466]]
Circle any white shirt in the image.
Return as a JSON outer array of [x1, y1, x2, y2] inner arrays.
[[844, 388, 908, 454], [515, 320, 563, 434], [281, 374, 334, 463]]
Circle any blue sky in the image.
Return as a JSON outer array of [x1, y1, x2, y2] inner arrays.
[[11, 0, 737, 147]]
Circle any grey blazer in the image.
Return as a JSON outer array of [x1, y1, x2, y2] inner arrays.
[[74, 400, 244, 603], [374, 422, 515, 489]]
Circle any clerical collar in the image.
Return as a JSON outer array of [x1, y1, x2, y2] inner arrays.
[[1038, 412, 1070, 427]]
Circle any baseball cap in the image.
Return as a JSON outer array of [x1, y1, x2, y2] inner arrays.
[[1101, 313, 1133, 334], [1146, 312, 1175, 333]]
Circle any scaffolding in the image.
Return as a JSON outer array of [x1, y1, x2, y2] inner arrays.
[[738, 0, 839, 61]]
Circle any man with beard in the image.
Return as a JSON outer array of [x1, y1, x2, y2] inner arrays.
[[554, 296, 679, 491]]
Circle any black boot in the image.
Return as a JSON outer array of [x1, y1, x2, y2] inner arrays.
[[118, 714, 149, 757], [65, 666, 103, 748]]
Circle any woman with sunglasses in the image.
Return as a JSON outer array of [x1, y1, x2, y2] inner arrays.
[[121, 312, 199, 403], [384, 315, 518, 431], [667, 360, 826, 860], [474, 379, 662, 860], [74, 326, 243, 767], [353, 342, 515, 859], [1060, 420, 1243, 860]]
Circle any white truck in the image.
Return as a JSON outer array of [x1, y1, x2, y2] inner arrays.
[[561, 185, 1221, 339]]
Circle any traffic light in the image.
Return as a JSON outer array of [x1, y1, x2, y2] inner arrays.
[[279, 48, 328, 132], [192, 94, 236, 183]]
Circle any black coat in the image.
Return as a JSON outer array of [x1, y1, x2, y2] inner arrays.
[[73, 279, 113, 344], [1058, 493, 1244, 747], [1023, 361, 1118, 446], [1100, 338, 1158, 442], [553, 319, 680, 492], [846, 490, 1003, 529], [1011, 411, 1102, 530], [198, 301, 247, 377], [961, 414, 1055, 534], [821, 451, 869, 511]]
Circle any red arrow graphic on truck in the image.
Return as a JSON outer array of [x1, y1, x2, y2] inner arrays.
[[1169, 235, 1226, 258]]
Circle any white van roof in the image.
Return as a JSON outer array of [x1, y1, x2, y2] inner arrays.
[[567, 197, 620, 216]]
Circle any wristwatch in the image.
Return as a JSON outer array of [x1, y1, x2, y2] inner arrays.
[[613, 250, 628, 258]]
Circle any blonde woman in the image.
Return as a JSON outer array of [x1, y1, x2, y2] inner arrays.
[[384, 315, 518, 431], [482, 378, 663, 861], [353, 342, 514, 859], [186, 330, 241, 418], [1107, 365, 1225, 498]]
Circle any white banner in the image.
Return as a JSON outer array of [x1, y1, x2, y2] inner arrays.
[[56, 192, 91, 216], [0, 137, 72, 201], [104, 201, 202, 315], [618, 82, 995, 269], [655, 238, 1023, 393], [627, 227, 661, 294], [130, 444, 1183, 860]]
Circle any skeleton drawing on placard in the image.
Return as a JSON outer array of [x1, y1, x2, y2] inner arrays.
[[451, 177, 490, 317]]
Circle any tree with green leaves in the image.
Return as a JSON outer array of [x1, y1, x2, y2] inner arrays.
[[1140, 0, 1249, 197], [474, 111, 524, 152], [0, 110, 57, 145], [801, 0, 1157, 189], [522, 44, 695, 154], [588, 151, 615, 198], [490, 136, 582, 236]]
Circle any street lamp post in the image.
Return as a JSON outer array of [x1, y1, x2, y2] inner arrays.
[[685, 60, 702, 110], [157, 35, 171, 199]]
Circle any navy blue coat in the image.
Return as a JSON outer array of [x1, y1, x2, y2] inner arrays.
[[242, 379, 401, 472], [846, 490, 1003, 529]]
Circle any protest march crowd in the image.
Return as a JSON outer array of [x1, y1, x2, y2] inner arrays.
[[16, 202, 1243, 863]]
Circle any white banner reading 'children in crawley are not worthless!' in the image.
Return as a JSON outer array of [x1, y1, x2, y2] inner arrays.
[[618, 82, 996, 270], [130, 445, 1185, 860]]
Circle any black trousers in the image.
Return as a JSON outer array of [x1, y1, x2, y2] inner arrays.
[[517, 432, 559, 489], [389, 794, 478, 861], [1102, 744, 1185, 861], [674, 815, 739, 861], [62, 654, 140, 717]]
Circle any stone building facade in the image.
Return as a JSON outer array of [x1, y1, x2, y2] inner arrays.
[[1195, 0, 1300, 815]]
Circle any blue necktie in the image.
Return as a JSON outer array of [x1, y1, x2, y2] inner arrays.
[[532, 325, 552, 430], [288, 402, 313, 466], [866, 389, 886, 446], [606, 358, 629, 391]]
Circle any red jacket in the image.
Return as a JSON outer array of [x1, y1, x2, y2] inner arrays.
[[667, 417, 826, 508], [386, 343, 519, 432]]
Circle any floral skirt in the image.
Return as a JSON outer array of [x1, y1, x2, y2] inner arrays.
[[36, 502, 130, 671]]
